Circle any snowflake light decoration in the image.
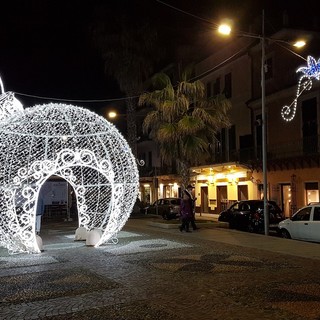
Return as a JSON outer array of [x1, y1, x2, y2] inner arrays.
[[281, 56, 320, 121], [0, 81, 139, 254]]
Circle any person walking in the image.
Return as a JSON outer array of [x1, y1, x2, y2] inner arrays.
[[179, 184, 197, 232], [184, 184, 199, 230]]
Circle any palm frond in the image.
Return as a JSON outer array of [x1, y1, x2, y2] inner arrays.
[[142, 111, 161, 135], [156, 123, 178, 143], [138, 86, 174, 108], [180, 64, 194, 82], [151, 72, 172, 89], [178, 80, 204, 99], [178, 116, 204, 134], [175, 95, 190, 112], [181, 135, 210, 162]]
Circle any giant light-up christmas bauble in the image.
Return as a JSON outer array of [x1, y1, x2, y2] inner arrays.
[[0, 98, 139, 254]]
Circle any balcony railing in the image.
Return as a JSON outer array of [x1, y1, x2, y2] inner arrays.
[[138, 136, 320, 178], [238, 135, 320, 169], [138, 165, 178, 177]]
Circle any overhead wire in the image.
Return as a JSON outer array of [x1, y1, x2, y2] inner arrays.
[[10, 1, 307, 104], [155, 0, 218, 26], [9, 0, 223, 103], [13, 91, 141, 103]]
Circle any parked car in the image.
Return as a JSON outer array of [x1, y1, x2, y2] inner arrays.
[[144, 198, 181, 220], [278, 204, 320, 242], [218, 200, 284, 232]]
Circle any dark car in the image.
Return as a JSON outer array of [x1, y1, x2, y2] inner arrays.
[[218, 200, 284, 232], [144, 198, 181, 220]]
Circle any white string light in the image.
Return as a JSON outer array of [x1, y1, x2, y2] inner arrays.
[[281, 56, 320, 121], [0, 81, 139, 254], [0, 76, 24, 122]]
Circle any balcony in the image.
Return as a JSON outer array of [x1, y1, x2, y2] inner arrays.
[[138, 136, 320, 178], [138, 165, 178, 178], [242, 135, 320, 171]]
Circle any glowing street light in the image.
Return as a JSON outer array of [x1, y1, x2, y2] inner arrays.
[[108, 111, 117, 118], [218, 24, 231, 36], [293, 40, 306, 48]]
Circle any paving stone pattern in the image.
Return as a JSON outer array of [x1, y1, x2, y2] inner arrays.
[[0, 219, 320, 320]]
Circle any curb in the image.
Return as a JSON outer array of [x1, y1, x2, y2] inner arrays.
[[147, 220, 217, 229]]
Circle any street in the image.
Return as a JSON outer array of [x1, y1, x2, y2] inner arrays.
[[0, 216, 320, 320]]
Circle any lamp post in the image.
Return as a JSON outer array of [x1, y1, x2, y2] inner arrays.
[[260, 10, 269, 235], [218, 10, 305, 235]]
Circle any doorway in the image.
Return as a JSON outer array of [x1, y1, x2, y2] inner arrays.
[[217, 186, 228, 213], [237, 185, 248, 201], [201, 186, 209, 213], [280, 184, 291, 218]]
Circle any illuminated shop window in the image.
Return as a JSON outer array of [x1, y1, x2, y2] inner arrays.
[[305, 182, 319, 204]]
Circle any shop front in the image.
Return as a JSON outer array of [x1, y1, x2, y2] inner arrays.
[[139, 175, 181, 207], [191, 163, 259, 215]]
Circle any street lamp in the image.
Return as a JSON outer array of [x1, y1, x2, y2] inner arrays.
[[108, 111, 117, 119], [218, 11, 306, 235]]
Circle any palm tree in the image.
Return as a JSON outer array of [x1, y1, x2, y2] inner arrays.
[[139, 69, 231, 189], [92, 18, 159, 157]]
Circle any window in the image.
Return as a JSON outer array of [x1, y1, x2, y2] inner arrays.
[[214, 77, 221, 95], [220, 128, 226, 161], [230, 203, 239, 212], [139, 152, 146, 164], [148, 151, 152, 167], [229, 125, 236, 160], [240, 203, 250, 211], [305, 182, 319, 204], [206, 82, 213, 98], [224, 73, 232, 98], [255, 114, 262, 160], [215, 129, 226, 161], [207, 78, 221, 98], [313, 207, 320, 221], [302, 98, 318, 154], [292, 207, 311, 221], [265, 57, 273, 80]]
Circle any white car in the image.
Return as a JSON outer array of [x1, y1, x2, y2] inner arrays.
[[278, 204, 320, 243]]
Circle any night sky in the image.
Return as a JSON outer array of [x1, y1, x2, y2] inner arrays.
[[0, 0, 319, 114]]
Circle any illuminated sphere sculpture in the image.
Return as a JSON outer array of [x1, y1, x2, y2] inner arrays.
[[0, 100, 139, 254]]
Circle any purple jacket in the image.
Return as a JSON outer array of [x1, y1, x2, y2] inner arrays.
[[180, 190, 193, 219]]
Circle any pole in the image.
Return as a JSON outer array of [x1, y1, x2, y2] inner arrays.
[[261, 10, 269, 235], [155, 166, 158, 215]]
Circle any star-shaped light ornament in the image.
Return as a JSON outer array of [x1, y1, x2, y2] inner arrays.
[[281, 56, 319, 122], [296, 55, 320, 80]]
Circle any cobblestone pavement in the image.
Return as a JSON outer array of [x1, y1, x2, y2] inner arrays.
[[1, 217, 320, 320]]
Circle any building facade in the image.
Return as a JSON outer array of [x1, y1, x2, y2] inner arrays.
[[138, 27, 320, 217]]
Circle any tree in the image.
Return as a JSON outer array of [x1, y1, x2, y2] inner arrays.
[[139, 69, 231, 189], [92, 17, 159, 157]]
